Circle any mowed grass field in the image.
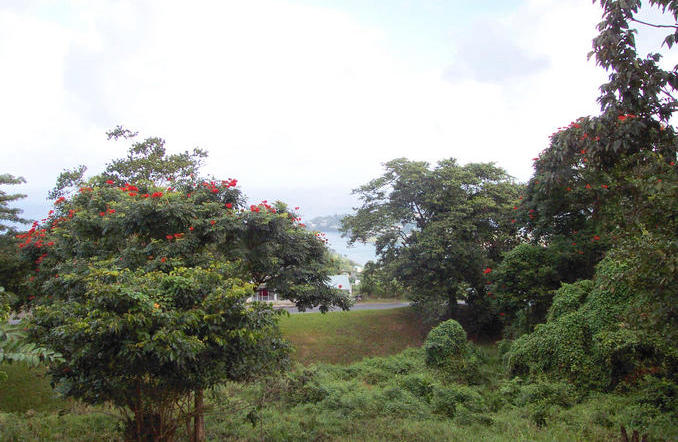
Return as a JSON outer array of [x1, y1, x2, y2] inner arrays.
[[279, 306, 431, 365]]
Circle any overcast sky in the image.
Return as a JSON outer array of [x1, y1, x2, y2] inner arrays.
[[2, 0, 675, 221]]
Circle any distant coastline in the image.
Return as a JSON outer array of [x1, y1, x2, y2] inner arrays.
[[306, 215, 376, 266]]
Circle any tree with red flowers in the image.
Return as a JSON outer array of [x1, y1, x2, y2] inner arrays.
[[21, 130, 349, 440], [503, 0, 677, 390]]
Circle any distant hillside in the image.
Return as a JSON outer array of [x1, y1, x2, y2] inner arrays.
[[307, 214, 346, 232]]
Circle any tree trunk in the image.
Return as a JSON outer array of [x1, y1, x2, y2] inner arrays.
[[447, 290, 458, 319], [193, 389, 205, 442], [135, 378, 143, 442]]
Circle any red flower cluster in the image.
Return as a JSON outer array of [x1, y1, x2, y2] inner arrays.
[[151, 192, 163, 198], [121, 183, 139, 192], [483, 267, 492, 274], [617, 114, 637, 121]]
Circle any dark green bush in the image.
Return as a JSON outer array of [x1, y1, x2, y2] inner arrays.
[[547, 280, 593, 321], [398, 373, 435, 402], [424, 319, 467, 368], [431, 384, 486, 418], [505, 234, 678, 390]]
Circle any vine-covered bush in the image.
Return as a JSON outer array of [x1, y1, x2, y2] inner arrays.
[[547, 280, 593, 321], [424, 319, 467, 368], [506, 234, 678, 390]]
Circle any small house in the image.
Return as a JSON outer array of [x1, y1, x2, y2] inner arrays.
[[328, 274, 352, 296]]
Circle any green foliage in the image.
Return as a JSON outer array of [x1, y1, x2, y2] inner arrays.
[[17, 131, 349, 439], [506, 232, 678, 390], [0, 174, 29, 232], [490, 244, 560, 335], [343, 158, 523, 326], [547, 280, 593, 321], [424, 319, 467, 368]]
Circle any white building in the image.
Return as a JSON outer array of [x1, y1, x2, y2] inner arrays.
[[328, 274, 352, 296]]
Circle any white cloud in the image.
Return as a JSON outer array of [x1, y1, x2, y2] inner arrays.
[[2, 0, 666, 221]]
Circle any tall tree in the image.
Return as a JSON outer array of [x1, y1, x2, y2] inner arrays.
[[504, 0, 677, 389], [342, 158, 522, 323]]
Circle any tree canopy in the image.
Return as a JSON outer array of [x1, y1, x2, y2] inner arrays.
[[19, 131, 350, 440], [342, 158, 522, 323]]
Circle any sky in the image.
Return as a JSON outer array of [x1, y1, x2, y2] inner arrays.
[[1, 0, 676, 222]]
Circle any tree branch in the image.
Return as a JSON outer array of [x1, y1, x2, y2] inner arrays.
[[630, 17, 678, 29]]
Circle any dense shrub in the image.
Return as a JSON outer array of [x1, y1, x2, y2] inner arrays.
[[431, 384, 486, 417], [505, 234, 678, 390], [424, 319, 467, 368], [398, 373, 436, 402], [547, 280, 592, 321]]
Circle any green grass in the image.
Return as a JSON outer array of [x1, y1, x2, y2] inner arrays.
[[0, 363, 69, 413], [1, 309, 675, 441], [279, 307, 431, 365], [356, 297, 408, 304]]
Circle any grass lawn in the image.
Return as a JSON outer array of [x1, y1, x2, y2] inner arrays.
[[279, 306, 431, 365], [356, 297, 409, 304], [0, 362, 69, 413]]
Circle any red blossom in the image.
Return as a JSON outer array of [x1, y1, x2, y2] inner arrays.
[[225, 203, 232, 209], [189, 226, 194, 231], [161, 257, 166, 263], [99, 212, 106, 217], [128, 192, 138, 197], [106, 180, 114, 185], [592, 235, 600, 241], [166, 234, 173, 240], [108, 208, 116, 213], [585, 184, 591, 189], [55, 197, 66, 204], [483, 267, 492, 274], [338, 284, 342, 289], [210, 220, 216, 225]]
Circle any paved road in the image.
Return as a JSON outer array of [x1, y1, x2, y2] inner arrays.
[[278, 302, 410, 314]]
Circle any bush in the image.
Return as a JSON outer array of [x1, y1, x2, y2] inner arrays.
[[398, 373, 436, 402], [431, 384, 486, 418], [547, 280, 593, 321], [424, 320, 467, 368], [505, 234, 678, 390]]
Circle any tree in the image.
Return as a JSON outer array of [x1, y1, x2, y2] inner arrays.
[[0, 174, 29, 232], [504, 0, 677, 389], [20, 131, 350, 440], [0, 175, 60, 383], [342, 158, 522, 326]]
